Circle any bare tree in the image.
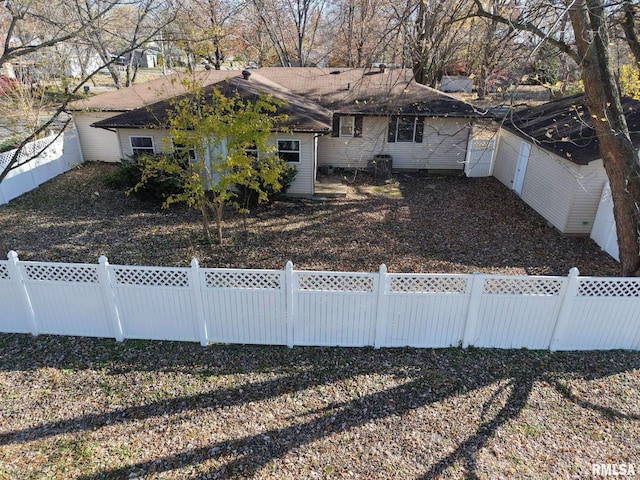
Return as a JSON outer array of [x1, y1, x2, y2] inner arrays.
[[0, 0, 178, 181], [473, 0, 640, 276], [390, 0, 472, 87], [248, 0, 326, 66]]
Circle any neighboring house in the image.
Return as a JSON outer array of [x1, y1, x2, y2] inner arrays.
[[493, 93, 640, 239], [69, 67, 487, 197]]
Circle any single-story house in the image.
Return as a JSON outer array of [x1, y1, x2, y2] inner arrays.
[[68, 67, 488, 197], [493, 93, 640, 237]]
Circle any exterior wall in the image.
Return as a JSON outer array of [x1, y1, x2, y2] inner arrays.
[[318, 117, 470, 170], [565, 160, 608, 234], [73, 112, 123, 162], [493, 129, 520, 188], [494, 129, 608, 235], [115, 129, 316, 197]]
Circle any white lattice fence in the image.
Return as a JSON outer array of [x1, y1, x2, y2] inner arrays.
[[552, 277, 640, 350], [471, 276, 567, 349], [384, 274, 470, 348], [293, 271, 378, 347], [18, 260, 114, 338], [109, 264, 199, 341], [200, 268, 287, 345], [1, 252, 639, 350], [0, 129, 83, 205]]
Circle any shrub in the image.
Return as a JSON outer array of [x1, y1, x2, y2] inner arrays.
[[105, 154, 185, 204], [237, 160, 297, 207]]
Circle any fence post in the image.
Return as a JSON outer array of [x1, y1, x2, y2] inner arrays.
[[190, 258, 208, 346], [462, 273, 484, 348], [549, 267, 580, 352], [98, 256, 123, 342], [374, 264, 389, 349], [7, 250, 38, 336], [285, 261, 295, 348]]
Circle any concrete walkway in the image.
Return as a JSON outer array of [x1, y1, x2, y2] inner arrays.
[[314, 174, 348, 198]]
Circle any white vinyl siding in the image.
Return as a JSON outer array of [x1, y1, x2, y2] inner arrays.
[[494, 129, 609, 235], [73, 112, 122, 162], [117, 129, 169, 158], [115, 129, 315, 197], [318, 116, 470, 170], [272, 134, 314, 196], [565, 160, 608, 234]]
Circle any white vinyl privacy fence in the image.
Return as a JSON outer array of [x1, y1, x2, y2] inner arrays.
[[0, 128, 83, 205], [1, 252, 639, 351]]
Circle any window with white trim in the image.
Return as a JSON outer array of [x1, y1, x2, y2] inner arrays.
[[130, 136, 155, 156], [245, 141, 258, 158], [172, 139, 196, 161], [277, 139, 300, 163], [340, 116, 355, 137], [387, 116, 424, 143]]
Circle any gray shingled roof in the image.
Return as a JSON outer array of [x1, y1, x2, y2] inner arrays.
[[503, 93, 640, 165], [91, 72, 332, 133], [258, 67, 483, 117]]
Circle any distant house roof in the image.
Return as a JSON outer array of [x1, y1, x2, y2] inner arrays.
[[91, 72, 332, 133], [67, 70, 237, 112], [503, 93, 640, 165], [257, 67, 482, 117], [70, 67, 484, 121]]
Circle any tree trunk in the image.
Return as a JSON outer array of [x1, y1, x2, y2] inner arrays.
[[570, 0, 640, 276]]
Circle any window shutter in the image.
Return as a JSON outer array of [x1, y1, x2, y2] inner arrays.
[[387, 116, 397, 143], [415, 117, 424, 143], [332, 114, 340, 137], [354, 115, 363, 137]]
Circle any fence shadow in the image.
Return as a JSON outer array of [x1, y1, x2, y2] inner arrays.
[[1, 334, 638, 479]]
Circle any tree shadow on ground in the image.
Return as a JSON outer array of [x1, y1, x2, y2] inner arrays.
[[1, 334, 638, 479]]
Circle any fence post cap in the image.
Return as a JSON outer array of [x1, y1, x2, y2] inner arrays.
[[568, 267, 580, 278], [190, 257, 199, 268], [7, 250, 18, 261], [379, 264, 387, 274], [285, 261, 293, 271], [98, 255, 109, 266]]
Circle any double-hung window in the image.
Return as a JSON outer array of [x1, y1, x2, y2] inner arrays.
[[172, 140, 196, 161], [277, 140, 300, 163], [130, 136, 155, 156], [387, 116, 424, 143], [340, 116, 355, 137], [245, 141, 258, 159]]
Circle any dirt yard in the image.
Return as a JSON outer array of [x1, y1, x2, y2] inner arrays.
[[0, 162, 619, 276]]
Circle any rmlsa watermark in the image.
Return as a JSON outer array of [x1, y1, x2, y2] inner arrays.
[[592, 463, 637, 477]]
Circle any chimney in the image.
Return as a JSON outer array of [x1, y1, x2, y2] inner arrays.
[[242, 70, 251, 80], [379, 63, 386, 73]]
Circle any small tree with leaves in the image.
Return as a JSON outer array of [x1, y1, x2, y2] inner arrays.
[[135, 78, 291, 244]]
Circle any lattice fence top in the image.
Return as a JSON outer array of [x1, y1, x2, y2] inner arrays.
[[0, 262, 9, 281], [23, 263, 99, 283], [204, 270, 281, 289], [112, 267, 189, 287], [297, 273, 374, 292], [578, 279, 640, 297], [483, 277, 563, 296], [389, 275, 468, 294]]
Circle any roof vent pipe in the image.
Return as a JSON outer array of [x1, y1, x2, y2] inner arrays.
[[242, 70, 251, 80]]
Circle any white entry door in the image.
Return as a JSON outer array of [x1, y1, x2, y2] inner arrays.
[[513, 141, 530, 195]]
